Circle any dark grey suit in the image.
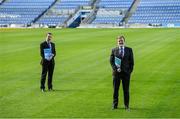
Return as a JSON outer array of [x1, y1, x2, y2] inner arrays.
[[40, 41, 56, 90], [110, 46, 134, 108]]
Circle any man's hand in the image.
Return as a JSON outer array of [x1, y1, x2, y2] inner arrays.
[[47, 54, 54, 61], [50, 54, 54, 59], [117, 68, 121, 72]]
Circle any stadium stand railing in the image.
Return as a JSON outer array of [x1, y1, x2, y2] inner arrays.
[[0, 0, 5, 5], [81, 6, 99, 24]]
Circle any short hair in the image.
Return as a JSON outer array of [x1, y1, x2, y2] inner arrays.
[[47, 32, 52, 35], [117, 35, 125, 42]]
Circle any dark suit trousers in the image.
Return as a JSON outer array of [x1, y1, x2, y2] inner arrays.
[[40, 60, 55, 90], [113, 71, 130, 107]]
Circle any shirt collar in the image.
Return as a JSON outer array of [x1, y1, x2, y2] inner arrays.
[[119, 46, 125, 50], [46, 40, 51, 44]]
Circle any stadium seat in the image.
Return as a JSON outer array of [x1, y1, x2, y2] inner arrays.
[[128, 0, 180, 26], [0, 0, 55, 25]]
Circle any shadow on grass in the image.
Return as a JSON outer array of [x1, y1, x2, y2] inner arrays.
[[115, 107, 150, 111], [50, 89, 86, 92]]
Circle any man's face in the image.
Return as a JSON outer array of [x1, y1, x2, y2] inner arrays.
[[47, 34, 52, 41], [117, 38, 125, 47]]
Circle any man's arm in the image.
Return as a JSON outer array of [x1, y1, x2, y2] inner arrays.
[[129, 48, 134, 73], [40, 43, 44, 59], [53, 43, 56, 57], [110, 49, 117, 71]]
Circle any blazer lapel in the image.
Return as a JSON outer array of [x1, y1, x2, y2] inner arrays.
[[123, 47, 128, 58], [115, 47, 121, 58], [44, 41, 48, 47]]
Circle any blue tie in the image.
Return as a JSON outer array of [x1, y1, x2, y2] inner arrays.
[[120, 47, 123, 58], [48, 42, 51, 49]]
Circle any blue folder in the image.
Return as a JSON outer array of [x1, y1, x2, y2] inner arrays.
[[115, 57, 121, 68], [44, 48, 52, 60]]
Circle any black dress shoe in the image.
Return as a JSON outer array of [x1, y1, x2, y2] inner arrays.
[[48, 88, 54, 91], [41, 89, 45, 92], [112, 106, 118, 110], [125, 106, 130, 111]]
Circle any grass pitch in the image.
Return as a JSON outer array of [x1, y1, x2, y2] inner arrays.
[[0, 28, 180, 118]]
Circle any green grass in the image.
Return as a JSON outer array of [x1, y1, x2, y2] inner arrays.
[[0, 28, 180, 118]]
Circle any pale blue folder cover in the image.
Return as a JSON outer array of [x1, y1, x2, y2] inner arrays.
[[115, 57, 121, 68], [44, 48, 52, 60]]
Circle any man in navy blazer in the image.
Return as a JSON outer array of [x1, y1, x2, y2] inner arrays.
[[40, 33, 56, 92], [110, 35, 134, 110]]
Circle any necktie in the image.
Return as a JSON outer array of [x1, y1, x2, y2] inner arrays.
[[48, 42, 51, 49], [120, 46, 123, 58]]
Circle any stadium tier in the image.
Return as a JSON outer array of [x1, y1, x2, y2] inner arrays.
[[91, 0, 134, 25], [36, 15, 69, 26], [36, 0, 91, 26], [0, 0, 54, 25], [98, 0, 134, 10], [54, 0, 90, 10], [91, 9, 124, 25], [0, 0, 180, 27], [128, 0, 180, 27]]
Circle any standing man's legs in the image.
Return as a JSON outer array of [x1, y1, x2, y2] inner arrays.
[[48, 61, 54, 90], [41, 62, 48, 90], [113, 74, 120, 108], [122, 73, 130, 108]]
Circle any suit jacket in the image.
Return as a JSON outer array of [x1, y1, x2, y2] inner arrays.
[[40, 41, 56, 63], [110, 46, 134, 75]]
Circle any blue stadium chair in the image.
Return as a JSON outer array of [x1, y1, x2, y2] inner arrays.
[[128, 0, 180, 26]]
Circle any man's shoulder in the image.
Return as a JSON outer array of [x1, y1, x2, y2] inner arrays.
[[125, 46, 132, 50], [40, 41, 46, 45], [51, 42, 55, 45], [112, 47, 118, 51]]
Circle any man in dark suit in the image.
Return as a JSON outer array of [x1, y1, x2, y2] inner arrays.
[[110, 35, 134, 110], [40, 33, 56, 92]]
